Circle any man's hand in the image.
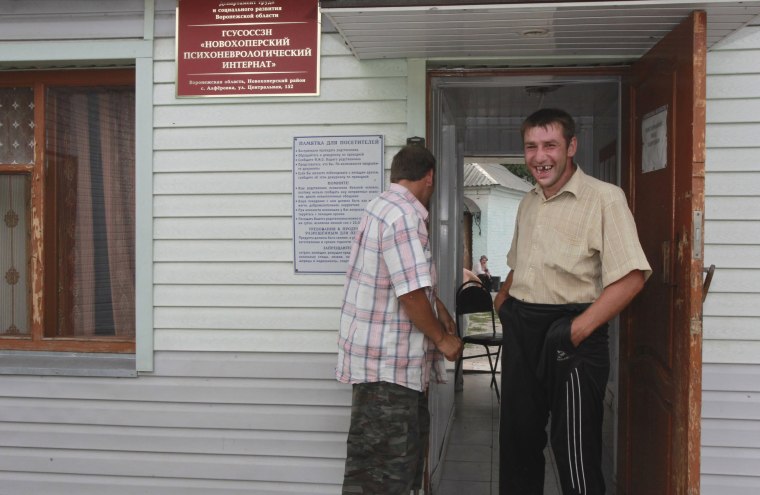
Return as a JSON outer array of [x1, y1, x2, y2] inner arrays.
[[569, 269, 646, 347], [569, 318, 594, 348], [493, 292, 507, 314], [435, 297, 457, 336], [400, 289, 463, 362], [433, 297, 462, 361], [493, 270, 514, 313], [435, 329, 463, 362]]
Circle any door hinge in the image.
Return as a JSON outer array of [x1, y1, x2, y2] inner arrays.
[[693, 211, 703, 260]]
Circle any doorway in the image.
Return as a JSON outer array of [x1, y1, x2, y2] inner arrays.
[[429, 71, 624, 490], [428, 15, 707, 490]]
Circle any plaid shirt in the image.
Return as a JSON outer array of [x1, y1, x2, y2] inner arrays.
[[336, 183, 445, 392]]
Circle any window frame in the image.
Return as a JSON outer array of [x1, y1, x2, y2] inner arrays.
[[0, 69, 136, 353]]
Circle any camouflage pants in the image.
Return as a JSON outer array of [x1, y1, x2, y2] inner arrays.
[[342, 382, 429, 495]]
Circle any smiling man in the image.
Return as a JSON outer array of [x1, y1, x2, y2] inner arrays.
[[493, 108, 651, 495]]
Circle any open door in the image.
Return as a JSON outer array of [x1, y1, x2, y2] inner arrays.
[[619, 11, 706, 495], [427, 113, 465, 491]]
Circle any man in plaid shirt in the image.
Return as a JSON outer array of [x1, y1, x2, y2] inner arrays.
[[337, 145, 463, 494]]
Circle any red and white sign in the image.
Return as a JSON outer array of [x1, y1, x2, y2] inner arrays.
[[176, 0, 320, 97]]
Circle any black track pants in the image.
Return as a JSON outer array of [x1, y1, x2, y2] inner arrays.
[[498, 298, 610, 495]]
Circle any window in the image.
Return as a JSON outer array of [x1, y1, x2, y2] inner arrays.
[[0, 70, 135, 352]]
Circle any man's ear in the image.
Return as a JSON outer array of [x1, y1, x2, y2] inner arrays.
[[425, 168, 435, 186], [567, 136, 578, 158]]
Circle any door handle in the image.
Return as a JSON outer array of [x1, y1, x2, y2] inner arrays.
[[702, 264, 715, 303]]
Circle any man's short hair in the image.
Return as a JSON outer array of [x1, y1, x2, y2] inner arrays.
[[521, 108, 576, 145], [390, 145, 436, 183]]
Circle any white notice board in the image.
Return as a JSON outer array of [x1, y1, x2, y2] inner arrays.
[[293, 135, 384, 274], [642, 105, 668, 173]]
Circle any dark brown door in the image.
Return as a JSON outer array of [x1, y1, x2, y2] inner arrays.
[[618, 11, 706, 495]]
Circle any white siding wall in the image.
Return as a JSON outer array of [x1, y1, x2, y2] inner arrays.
[[702, 24, 760, 495], [0, 2, 411, 493], [151, 30, 408, 356], [468, 189, 491, 276], [467, 187, 522, 282], [0, 0, 145, 41], [486, 188, 523, 281]]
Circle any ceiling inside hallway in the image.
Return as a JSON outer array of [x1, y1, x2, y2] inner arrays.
[[437, 77, 619, 123]]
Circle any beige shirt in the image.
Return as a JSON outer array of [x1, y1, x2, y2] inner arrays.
[[507, 167, 652, 304]]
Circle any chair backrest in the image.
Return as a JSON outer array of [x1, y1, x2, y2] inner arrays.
[[456, 281, 494, 317], [455, 281, 497, 337]]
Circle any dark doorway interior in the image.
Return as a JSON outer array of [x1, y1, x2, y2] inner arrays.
[[430, 72, 622, 491]]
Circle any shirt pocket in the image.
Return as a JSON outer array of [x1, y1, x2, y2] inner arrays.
[[545, 227, 587, 274]]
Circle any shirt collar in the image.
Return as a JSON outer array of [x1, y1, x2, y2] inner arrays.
[[532, 164, 584, 201], [389, 182, 429, 221]]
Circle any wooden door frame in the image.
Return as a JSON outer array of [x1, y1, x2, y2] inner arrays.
[[463, 212, 473, 271]]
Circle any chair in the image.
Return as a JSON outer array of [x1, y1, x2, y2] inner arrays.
[[476, 273, 492, 292], [454, 280, 502, 400]]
